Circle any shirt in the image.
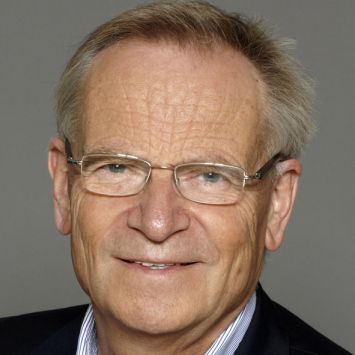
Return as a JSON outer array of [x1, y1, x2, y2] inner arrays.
[[76, 292, 256, 355]]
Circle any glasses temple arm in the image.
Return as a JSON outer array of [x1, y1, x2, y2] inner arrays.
[[253, 153, 289, 179], [65, 138, 81, 165]]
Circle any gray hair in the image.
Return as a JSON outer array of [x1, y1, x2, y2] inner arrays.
[[55, 0, 315, 158]]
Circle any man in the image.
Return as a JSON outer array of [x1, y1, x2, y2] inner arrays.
[[0, 1, 351, 354]]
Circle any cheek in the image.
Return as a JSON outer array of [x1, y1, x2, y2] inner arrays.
[[201, 196, 268, 305], [207, 198, 261, 258], [69, 184, 125, 297]]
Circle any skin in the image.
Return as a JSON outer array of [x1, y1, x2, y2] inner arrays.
[[48, 40, 301, 355]]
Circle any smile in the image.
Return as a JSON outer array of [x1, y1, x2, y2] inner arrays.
[[122, 259, 194, 270], [134, 261, 175, 270]]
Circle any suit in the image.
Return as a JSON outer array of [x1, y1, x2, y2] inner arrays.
[[0, 285, 351, 354]]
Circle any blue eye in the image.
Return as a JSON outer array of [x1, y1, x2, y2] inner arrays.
[[201, 172, 222, 183], [107, 164, 127, 173]]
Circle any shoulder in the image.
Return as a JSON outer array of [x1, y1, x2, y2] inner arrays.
[[0, 304, 88, 354], [268, 294, 351, 355]]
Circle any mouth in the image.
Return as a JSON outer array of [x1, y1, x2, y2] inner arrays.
[[121, 259, 195, 270]]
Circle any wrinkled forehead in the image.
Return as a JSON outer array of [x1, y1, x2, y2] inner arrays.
[[78, 40, 267, 166]]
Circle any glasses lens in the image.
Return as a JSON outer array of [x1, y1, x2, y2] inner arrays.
[[81, 155, 150, 196], [175, 163, 245, 204]]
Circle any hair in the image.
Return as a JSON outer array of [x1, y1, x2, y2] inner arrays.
[[55, 0, 315, 158]]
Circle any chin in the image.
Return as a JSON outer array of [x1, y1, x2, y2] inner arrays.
[[122, 312, 200, 336], [103, 291, 205, 336]]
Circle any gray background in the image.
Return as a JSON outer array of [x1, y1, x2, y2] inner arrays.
[[0, 0, 354, 352]]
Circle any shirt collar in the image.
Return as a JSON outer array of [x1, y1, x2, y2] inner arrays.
[[76, 292, 256, 355]]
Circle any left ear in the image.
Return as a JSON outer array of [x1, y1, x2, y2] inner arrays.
[[265, 159, 302, 251]]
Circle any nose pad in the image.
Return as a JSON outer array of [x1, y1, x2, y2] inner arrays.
[[127, 170, 190, 242]]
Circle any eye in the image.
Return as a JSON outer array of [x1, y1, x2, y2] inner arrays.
[[201, 171, 223, 183], [106, 164, 127, 173]]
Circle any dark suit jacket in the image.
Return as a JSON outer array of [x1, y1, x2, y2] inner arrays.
[[0, 286, 351, 355]]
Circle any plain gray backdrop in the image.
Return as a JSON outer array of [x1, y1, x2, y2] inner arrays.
[[1, 0, 354, 352]]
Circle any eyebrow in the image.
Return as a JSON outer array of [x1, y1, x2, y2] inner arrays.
[[177, 149, 244, 166], [83, 148, 244, 168], [83, 145, 130, 155]]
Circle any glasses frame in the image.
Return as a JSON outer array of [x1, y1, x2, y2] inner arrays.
[[65, 139, 288, 204]]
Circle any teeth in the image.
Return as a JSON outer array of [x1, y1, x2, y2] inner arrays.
[[134, 261, 176, 269], [149, 265, 171, 270]]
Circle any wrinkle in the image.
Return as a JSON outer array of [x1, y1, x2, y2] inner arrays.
[[67, 40, 274, 352]]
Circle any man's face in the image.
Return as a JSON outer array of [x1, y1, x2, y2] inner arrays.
[[61, 40, 274, 336]]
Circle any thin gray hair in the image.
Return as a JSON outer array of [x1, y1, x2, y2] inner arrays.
[[55, 0, 315, 158]]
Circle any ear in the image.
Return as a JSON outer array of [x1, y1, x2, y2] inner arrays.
[[265, 159, 301, 251], [48, 137, 72, 235]]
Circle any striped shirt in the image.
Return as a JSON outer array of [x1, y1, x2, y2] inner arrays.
[[76, 292, 256, 355]]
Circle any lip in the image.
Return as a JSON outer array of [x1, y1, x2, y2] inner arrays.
[[116, 258, 198, 272]]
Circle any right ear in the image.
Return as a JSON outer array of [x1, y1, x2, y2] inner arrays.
[[48, 137, 72, 235]]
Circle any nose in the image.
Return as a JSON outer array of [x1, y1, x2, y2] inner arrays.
[[127, 170, 190, 243]]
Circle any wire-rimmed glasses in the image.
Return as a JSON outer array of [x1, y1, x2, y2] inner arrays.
[[65, 142, 287, 205]]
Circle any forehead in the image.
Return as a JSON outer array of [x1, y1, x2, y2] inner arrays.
[[80, 39, 265, 165]]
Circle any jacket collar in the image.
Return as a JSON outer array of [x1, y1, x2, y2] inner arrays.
[[236, 284, 290, 355], [31, 310, 84, 355]]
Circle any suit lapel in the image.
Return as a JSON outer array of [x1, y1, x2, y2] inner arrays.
[[31, 311, 84, 355], [235, 285, 290, 355]]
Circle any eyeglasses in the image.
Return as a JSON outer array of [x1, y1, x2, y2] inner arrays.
[[65, 141, 287, 205]]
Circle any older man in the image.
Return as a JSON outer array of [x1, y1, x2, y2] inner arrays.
[[0, 1, 351, 354]]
